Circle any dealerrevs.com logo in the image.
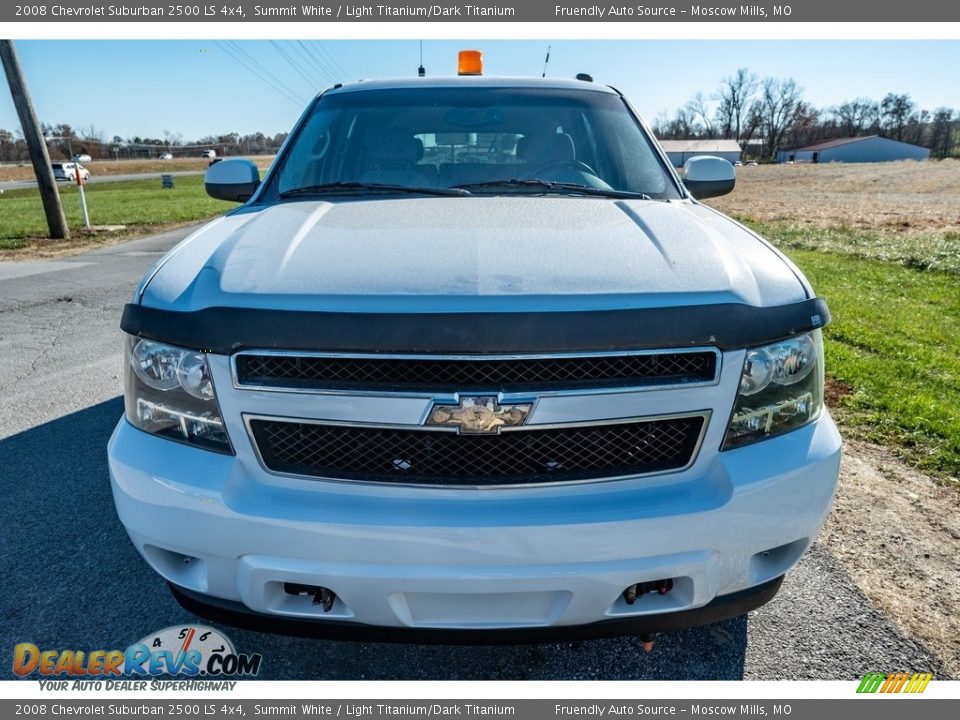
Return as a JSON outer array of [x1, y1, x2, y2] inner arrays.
[[14, 625, 262, 688]]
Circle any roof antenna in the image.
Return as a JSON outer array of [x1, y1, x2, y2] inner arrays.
[[418, 40, 425, 77], [541, 45, 551, 77]]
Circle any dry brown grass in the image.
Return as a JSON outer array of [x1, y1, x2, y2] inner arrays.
[[0, 155, 275, 183], [0, 223, 199, 262], [709, 159, 960, 235]]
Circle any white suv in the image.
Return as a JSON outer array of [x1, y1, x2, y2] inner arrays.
[[51, 162, 90, 182], [109, 73, 841, 641]]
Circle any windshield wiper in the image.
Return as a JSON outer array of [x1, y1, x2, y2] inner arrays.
[[452, 179, 651, 199], [280, 182, 470, 198]]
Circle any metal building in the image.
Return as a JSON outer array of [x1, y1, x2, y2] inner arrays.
[[659, 139, 742, 167], [777, 135, 930, 164]]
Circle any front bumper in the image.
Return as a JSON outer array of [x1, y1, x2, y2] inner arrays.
[[108, 411, 841, 635], [169, 575, 784, 644]]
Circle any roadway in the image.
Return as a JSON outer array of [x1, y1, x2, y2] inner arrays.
[[0, 170, 203, 191]]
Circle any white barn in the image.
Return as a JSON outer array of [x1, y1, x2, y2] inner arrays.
[[659, 139, 742, 167], [777, 135, 930, 164]]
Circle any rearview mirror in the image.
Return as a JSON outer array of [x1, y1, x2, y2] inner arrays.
[[682, 156, 736, 199], [205, 159, 260, 202]]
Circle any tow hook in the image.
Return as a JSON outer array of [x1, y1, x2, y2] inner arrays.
[[315, 587, 336, 612], [283, 582, 337, 612], [622, 578, 674, 605], [640, 633, 656, 653]]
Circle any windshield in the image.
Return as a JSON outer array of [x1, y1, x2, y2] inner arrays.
[[275, 86, 680, 199]]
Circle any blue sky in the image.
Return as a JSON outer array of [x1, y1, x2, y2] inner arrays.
[[2, 40, 958, 140]]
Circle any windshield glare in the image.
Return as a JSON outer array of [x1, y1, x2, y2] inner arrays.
[[276, 86, 680, 199]]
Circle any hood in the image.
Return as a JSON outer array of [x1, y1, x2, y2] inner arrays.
[[139, 197, 807, 313]]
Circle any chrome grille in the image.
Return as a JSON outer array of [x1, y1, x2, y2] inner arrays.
[[234, 350, 718, 393], [248, 414, 707, 487]]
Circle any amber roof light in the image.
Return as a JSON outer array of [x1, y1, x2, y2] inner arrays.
[[458, 50, 483, 76]]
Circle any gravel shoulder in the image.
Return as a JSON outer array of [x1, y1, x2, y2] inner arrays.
[[819, 437, 960, 677]]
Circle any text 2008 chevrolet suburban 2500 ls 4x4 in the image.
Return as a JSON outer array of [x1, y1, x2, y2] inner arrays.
[[108, 64, 841, 642]]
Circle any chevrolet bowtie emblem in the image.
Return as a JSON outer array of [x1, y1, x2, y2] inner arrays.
[[425, 396, 533, 434]]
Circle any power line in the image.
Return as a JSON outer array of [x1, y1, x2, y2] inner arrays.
[[213, 41, 303, 106], [225, 41, 306, 103], [314, 42, 351, 79], [270, 40, 320, 93], [292, 40, 335, 87], [213, 40, 300, 102], [307, 41, 346, 79], [290, 40, 324, 78], [297, 40, 344, 86]]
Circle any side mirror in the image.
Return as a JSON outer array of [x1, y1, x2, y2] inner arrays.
[[682, 156, 736, 199], [205, 159, 260, 202]]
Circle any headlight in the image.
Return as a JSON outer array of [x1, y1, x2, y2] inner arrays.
[[723, 331, 824, 450], [124, 336, 232, 453]]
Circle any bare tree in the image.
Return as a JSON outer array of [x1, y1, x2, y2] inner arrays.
[[903, 109, 929, 146], [832, 98, 879, 137], [784, 102, 821, 149], [759, 77, 804, 159], [928, 108, 957, 158], [739, 102, 765, 158], [880, 93, 916, 141], [715, 68, 758, 141], [78, 125, 105, 142], [685, 92, 717, 138], [652, 110, 671, 138], [654, 107, 696, 140], [162, 129, 183, 147], [0, 127, 15, 158]]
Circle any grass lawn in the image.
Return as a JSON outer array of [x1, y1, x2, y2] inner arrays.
[[768, 243, 960, 483], [743, 220, 960, 275], [0, 175, 234, 251]]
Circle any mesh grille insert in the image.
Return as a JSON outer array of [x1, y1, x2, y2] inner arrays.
[[235, 351, 717, 393], [249, 415, 706, 486]]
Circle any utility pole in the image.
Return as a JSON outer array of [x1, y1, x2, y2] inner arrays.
[[0, 39, 70, 240]]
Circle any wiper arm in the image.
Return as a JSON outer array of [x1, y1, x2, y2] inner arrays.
[[452, 178, 651, 199], [280, 182, 470, 198]]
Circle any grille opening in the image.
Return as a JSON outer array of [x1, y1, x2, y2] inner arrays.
[[249, 414, 706, 487], [235, 350, 718, 393]]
